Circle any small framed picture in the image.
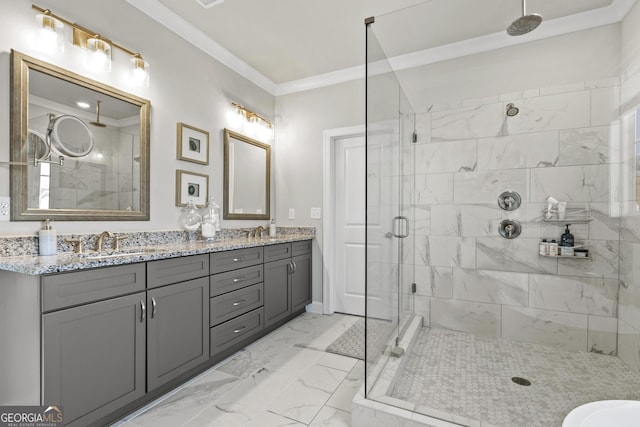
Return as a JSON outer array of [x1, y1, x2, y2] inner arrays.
[[177, 123, 209, 165], [175, 169, 209, 207]]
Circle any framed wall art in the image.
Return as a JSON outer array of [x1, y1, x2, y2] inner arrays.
[[175, 169, 209, 207], [177, 122, 209, 165]]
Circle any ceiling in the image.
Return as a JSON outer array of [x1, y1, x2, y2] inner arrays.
[[126, 0, 634, 95]]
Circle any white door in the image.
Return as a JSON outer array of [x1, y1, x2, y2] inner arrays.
[[333, 133, 396, 319]]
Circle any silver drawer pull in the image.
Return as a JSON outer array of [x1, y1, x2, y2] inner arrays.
[[151, 297, 157, 318], [232, 257, 245, 262], [233, 326, 246, 333], [140, 300, 146, 323], [232, 299, 246, 306], [233, 276, 246, 283]]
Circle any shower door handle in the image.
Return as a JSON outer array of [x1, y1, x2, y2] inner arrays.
[[386, 216, 409, 239]]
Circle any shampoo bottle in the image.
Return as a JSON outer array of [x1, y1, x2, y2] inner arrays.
[[560, 224, 574, 247], [39, 219, 57, 256]]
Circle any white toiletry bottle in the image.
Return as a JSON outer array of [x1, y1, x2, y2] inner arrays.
[[548, 239, 559, 256], [39, 219, 57, 256], [269, 219, 276, 237], [539, 239, 548, 256]]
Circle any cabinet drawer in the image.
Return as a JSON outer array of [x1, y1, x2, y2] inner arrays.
[[210, 264, 263, 297], [147, 254, 209, 289], [264, 243, 292, 263], [210, 283, 263, 327], [210, 307, 264, 356], [42, 264, 146, 312], [292, 240, 312, 256], [211, 247, 264, 274]]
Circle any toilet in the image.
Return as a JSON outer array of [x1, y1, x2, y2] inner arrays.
[[562, 400, 640, 427]]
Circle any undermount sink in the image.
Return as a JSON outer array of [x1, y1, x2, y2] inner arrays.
[[78, 249, 158, 260]]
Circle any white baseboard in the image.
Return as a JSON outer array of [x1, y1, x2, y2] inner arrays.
[[305, 301, 324, 314]]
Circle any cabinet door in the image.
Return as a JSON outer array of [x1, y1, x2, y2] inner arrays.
[[291, 253, 312, 312], [147, 277, 209, 391], [263, 258, 292, 328], [43, 292, 146, 427]]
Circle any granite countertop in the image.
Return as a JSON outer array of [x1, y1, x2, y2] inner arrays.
[[0, 233, 314, 276]]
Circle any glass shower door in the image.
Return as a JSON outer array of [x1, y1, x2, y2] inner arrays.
[[364, 17, 415, 396]]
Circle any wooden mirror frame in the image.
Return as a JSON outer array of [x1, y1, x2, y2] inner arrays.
[[223, 128, 271, 220], [10, 50, 151, 221]]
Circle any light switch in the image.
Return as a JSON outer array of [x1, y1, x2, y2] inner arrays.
[[310, 207, 321, 219], [288, 208, 295, 220]]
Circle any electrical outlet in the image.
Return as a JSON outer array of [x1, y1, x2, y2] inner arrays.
[[0, 197, 10, 221], [288, 208, 295, 220], [310, 207, 321, 219]]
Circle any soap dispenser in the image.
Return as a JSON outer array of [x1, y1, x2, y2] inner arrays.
[[39, 219, 57, 256], [560, 224, 574, 247]]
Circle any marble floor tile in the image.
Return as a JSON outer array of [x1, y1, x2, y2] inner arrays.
[[309, 406, 351, 427], [325, 361, 365, 413], [112, 312, 362, 427], [129, 370, 240, 427], [268, 364, 349, 424]]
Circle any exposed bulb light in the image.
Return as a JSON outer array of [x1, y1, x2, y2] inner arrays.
[[129, 54, 150, 88], [229, 102, 274, 142], [34, 10, 64, 55], [84, 36, 111, 72]]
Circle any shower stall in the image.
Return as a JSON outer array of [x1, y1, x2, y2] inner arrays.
[[360, 1, 640, 426]]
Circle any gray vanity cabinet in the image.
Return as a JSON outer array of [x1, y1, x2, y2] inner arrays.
[[146, 277, 209, 391], [146, 255, 210, 391], [42, 290, 146, 427], [209, 247, 265, 356], [264, 241, 312, 328], [263, 256, 292, 327]]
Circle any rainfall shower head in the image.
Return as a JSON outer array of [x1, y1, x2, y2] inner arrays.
[[506, 103, 519, 117], [507, 0, 542, 36], [90, 100, 106, 128]]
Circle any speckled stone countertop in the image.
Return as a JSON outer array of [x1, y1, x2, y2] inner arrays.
[[0, 230, 315, 276]]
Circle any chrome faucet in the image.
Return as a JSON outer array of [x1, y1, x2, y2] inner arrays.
[[95, 231, 114, 251], [254, 226, 265, 239]]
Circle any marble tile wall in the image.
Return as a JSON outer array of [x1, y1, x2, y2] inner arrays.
[[410, 78, 626, 357]]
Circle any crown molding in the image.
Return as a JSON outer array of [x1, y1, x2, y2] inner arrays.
[[126, 0, 277, 94], [128, 0, 636, 97]]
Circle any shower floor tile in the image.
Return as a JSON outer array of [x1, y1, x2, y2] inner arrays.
[[388, 327, 640, 427]]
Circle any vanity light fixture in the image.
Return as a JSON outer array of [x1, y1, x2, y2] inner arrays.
[[34, 9, 64, 55], [84, 35, 112, 72], [31, 4, 150, 87], [230, 102, 274, 141]]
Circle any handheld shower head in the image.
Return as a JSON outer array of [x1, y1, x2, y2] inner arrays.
[[507, 0, 542, 36]]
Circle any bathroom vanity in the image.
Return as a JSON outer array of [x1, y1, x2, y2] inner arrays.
[[0, 235, 312, 427]]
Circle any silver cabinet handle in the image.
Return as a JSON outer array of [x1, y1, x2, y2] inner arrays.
[[151, 297, 157, 318], [140, 300, 146, 323], [288, 261, 293, 274], [233, 257, 245, 262], [291, 261, 297, 274], [232, 276, 246, 283], [232, 299, 246, 306], [233, 326, 246, 333]]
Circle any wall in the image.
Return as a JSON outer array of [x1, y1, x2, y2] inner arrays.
[[618, 0, 640, 373], [408, 78, 621, 354], [275, 80, 364, 303], [0, 0, 274, 235]]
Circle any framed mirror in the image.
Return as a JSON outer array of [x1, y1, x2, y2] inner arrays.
[[10, 50, 150, 221], [223, 128, 270, 220]]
